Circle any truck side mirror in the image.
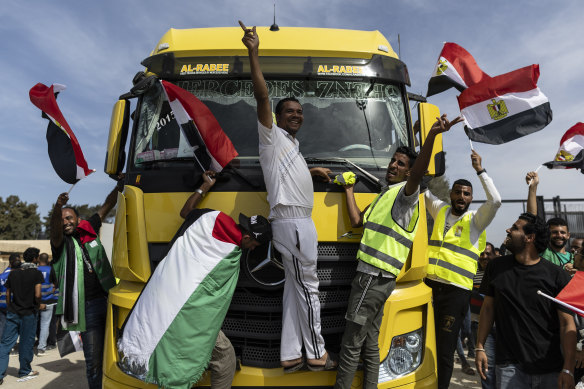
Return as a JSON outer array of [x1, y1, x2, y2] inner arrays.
[[418, 102, 445, 176], [104, 100, 130, 176]]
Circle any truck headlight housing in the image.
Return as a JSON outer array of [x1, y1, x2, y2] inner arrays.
[[378, 328, 423, 382]]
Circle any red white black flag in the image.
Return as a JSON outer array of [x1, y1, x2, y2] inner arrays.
[[538, 272, 584, 318], [543, 123, 584, 172], [29, 83, 94, 184], [426, 42, 490, 97], [161, 81, 238, 171], [457, 64, 552, 145]]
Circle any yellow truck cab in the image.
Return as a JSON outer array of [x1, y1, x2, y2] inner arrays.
[[103, 26, 443, 388]]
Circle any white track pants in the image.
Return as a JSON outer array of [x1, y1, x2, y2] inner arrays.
[[271, 217, 326, 361]]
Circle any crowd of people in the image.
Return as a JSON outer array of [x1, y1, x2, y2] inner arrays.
[[0, 22, 580, 389]]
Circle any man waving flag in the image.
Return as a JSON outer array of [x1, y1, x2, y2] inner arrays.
[[427, 42, 490, 97], [29, 83, 94, 184]]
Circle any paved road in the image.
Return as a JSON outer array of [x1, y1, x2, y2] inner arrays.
[[0, 347, 482, 388], [1, 348, 86, 388]]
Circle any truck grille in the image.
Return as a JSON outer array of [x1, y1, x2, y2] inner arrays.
[[223, 242, 358, 368]]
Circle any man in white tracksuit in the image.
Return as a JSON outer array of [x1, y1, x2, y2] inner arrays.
[[240, 21, 336, 372]]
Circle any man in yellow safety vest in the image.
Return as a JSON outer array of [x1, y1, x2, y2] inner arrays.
[[424, 150, 501, 389], [334, 114, 462, 389]]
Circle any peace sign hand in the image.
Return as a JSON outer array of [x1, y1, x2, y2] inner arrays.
[[239, 20, 258, 51]]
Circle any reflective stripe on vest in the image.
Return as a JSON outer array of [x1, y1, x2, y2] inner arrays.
[[426, 206, 486, 290], [357, 182, 419, 277], [38, 265, 58, 302]]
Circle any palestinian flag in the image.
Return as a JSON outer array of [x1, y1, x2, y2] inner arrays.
[[426, 42, 490, 97], [118, 209, 242, 389], [458, 64, 552, 145], [29, 83, 94, 184], [543, 123, 584, 172], [161, 80, 238, 171]]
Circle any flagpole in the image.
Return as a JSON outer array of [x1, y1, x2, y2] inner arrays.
[[193, 154, 206, 172], [67, 182, 77, 195], [469, 138, 474, 151], [537, 290, 584, 316], [527, 165, 543, 186]]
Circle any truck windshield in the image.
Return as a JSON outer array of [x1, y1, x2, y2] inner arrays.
[[132, 78, 409, 170]]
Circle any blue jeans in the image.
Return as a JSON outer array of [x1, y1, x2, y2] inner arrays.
[[496, 363, 558, 389], [81, 297, 107, 389], [0, 311, 38, 378], [0, 311, 6, 341], [37, 305, 54, 351], [481, 331, 496, 389]]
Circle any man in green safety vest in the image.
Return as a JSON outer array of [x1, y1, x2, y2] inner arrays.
[[424, 150, 501, 389], [334, 114, 462, 389]]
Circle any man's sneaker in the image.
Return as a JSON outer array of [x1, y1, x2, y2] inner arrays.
[[37, 349, 46, 356], [46, 345, 56, 350], [16, 371, 39, 382]]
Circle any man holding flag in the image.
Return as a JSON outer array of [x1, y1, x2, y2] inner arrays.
[[424, 150, 501, 389], [476, 213, 576, 389], [49, 178, 121, 389]]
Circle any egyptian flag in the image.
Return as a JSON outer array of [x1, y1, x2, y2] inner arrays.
[[538, 272, 584, 317], [118, 209, 241, 389], [161, 80, 238, 171], [457, 64, 552, 145], [543, 123, 584, 172], [29, 83, 94, 184], [426, 42, 490, 97]]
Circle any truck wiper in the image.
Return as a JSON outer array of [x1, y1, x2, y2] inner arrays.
[[304, 157, 383, 188], [135, 157, 197, 166]]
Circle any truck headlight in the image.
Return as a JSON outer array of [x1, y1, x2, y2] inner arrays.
[[378, 328, 423, 382]]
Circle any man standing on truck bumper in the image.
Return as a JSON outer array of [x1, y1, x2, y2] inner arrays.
[[49, 180, 120, 389], [424, 151, 501, 389], [334, 116, 461, 389], [240, 21, 336, 371]]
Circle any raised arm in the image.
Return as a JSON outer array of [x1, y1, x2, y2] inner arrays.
[[525, 171, 539, 215], [240, 21, 272, 129], [180, 171, 217, 219], [470, 152, 502, 232], [405, 114, 462, 196], [50, 192, 69, 249]]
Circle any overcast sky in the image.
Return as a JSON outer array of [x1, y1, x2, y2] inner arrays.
[[2, 0, 583, 245]]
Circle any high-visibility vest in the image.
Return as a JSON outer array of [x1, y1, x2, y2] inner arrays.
[[0, 268, 11, 309], [38, 265, 59, 302], [357, 182, 419, 277], [427, 206, 486, 290]]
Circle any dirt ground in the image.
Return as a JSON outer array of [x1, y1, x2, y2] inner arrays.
[[0, 347, 482, 388]]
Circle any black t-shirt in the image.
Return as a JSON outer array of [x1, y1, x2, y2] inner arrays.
[[480, 255, 571, 373], [51, 213, 107, 302], [6, 267, 44, 316]]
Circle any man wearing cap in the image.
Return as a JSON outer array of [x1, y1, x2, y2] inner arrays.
[[118, 171, 271, 389]]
